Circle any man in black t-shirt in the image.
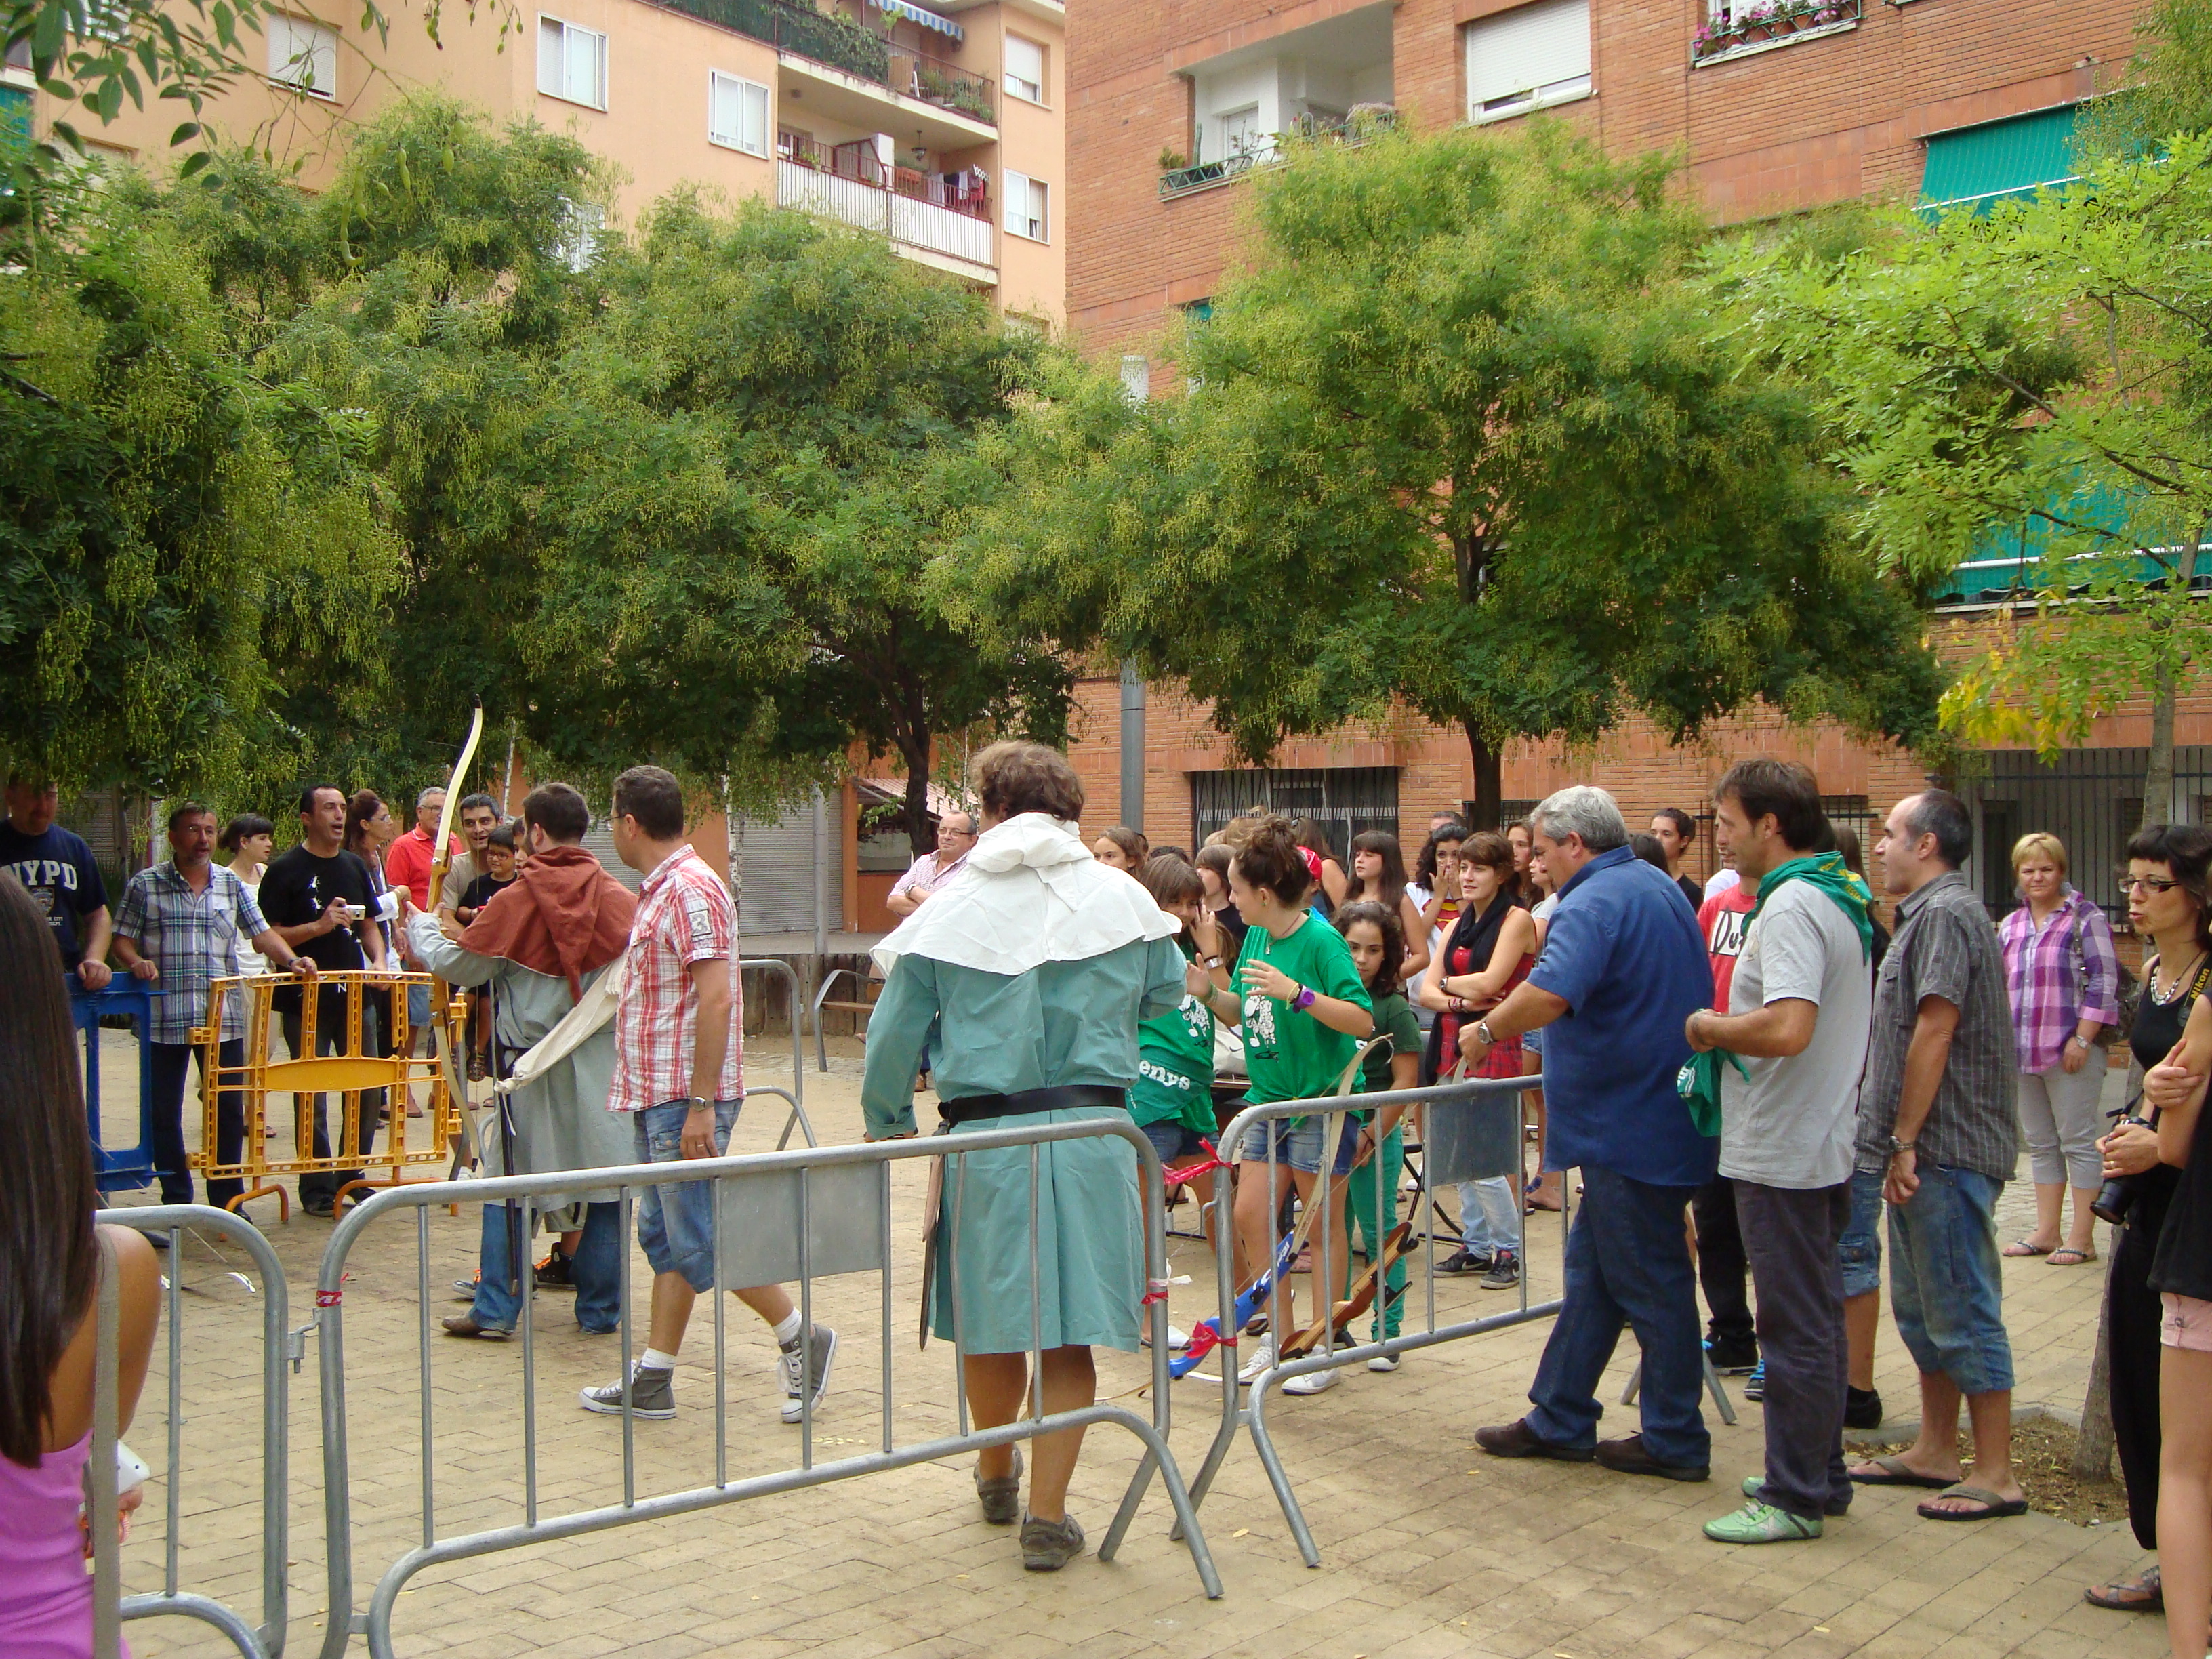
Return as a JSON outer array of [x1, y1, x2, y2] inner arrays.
[[259, 783, 390, 1215], [1, 776, 115, 985], [1650, 808, 1706, 912]]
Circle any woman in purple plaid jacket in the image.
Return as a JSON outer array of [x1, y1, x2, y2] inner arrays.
[[1999, 832, 2122, 1267]]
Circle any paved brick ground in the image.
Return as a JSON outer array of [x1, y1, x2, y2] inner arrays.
[[93, 1034, 2169, 1659]]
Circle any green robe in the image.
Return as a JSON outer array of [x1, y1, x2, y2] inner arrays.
[[861, 935, 1185, 1353]]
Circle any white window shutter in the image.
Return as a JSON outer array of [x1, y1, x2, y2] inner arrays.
[[1004, 35, 1044, 102], [1465, 0, 1591, 116], [743, 80, 768, 154], [1004, 169, 1029, 236], [537, 17, 563, 97], [571, 28, 605, 108]]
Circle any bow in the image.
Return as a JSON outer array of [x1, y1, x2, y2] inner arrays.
[[429, 701, 484, 1179], [426, 700, 485, 914]]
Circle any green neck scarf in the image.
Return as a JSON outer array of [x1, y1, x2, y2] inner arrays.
[[1748, 853, 1875, 963]]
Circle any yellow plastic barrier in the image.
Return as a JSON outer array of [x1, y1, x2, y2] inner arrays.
[[192, 971, 466, 1219]]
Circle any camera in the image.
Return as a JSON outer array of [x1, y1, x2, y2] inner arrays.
[[2093, 1113, 2152, 1225]]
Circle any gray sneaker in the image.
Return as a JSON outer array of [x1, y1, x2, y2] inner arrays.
[[1021, 1513, 1086, 1571], [1480, 1252, 1521, 1290], [779, 1323, 838, 1424], [579, 1364, 675, 1420]]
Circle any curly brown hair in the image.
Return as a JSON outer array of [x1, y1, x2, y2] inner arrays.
[[972, 741, 1084, 824]]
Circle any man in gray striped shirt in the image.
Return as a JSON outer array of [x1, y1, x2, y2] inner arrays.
[[1846, 790, 2025, 1521]]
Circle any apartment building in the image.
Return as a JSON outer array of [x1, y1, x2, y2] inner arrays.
[[6, 0, 1065, 318], [1060, 0, 2186, 918]]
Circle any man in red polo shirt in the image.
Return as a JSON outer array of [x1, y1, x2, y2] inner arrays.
[[384, 787, 464, 1088]]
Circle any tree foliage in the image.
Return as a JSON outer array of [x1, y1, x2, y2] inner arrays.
[[962, 123, 1943, 823]]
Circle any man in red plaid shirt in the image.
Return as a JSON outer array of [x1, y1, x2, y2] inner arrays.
[[579, 765, 836, 1425]]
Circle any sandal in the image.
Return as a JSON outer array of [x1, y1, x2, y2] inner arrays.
[[2085, 1565, 2162, 1612], [1917, 1484, 2028, 1521], [1847, 1454, 1958, 1488], [2002, 1239, 2054, 1258], [2048, 1246, 2097, 1266]]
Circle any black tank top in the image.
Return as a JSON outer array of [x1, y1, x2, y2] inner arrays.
[[2138, 956, 2203, 1286]]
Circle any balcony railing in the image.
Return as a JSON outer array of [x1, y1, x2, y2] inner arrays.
[[1158, 106, 1397, 201], [780, 135, 991, 218], [778, 156, 996, 268], [655, 0, 995, 123], [1692, 0, 1861, 63]]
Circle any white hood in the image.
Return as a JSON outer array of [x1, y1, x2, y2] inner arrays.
[[870, 813, 1178, 978]]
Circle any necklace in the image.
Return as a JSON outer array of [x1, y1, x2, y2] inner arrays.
[[2152, 948, 2208, 1005]]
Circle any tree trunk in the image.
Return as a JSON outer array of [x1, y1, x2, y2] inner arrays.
[[2144, 662, 2177, 834], [2073, 1251, 2119, 1481], [1460, 722, 1504, 831], [904, 746, 937, 855]]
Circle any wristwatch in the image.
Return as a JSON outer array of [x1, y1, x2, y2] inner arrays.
[[1292, 985, 1317, 1012], [683, 1095, 712, 1112], [1887, 1135, 1916, 1156], [1201, 956, 1223, 970], [1475, 1019, 1497, 1048]]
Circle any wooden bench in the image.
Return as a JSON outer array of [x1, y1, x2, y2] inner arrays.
[[811, 967, 883, 1071]]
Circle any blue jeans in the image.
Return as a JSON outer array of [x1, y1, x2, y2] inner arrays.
[[1525, 1164, 1709, 1469], [472, 1201, 623, 1333], [1234, 1110, 1359, 1175], [1887, 1162, 2015, 1395], [1459, 1178, 1521, 1257], [633, 1098, 741, 1293], [1141, 1121, 1211, 1167], [407, 983, 431, 1038], [1838, 1167, 1885, 1300]]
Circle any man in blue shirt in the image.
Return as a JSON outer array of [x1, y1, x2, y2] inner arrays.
[[1461, 785, 1719, 1481], [0, 776, 114, 985]]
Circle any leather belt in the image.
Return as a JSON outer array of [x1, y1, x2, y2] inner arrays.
[[938, 1084, 1129, 1126]]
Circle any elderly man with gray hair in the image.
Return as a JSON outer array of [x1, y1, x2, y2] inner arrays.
[[1464, 785, 1720, 1482]]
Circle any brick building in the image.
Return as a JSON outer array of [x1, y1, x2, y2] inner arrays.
[[1059, 0, 2200, 925]]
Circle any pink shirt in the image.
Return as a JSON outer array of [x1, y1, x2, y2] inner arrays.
[[609, 845, 743, 1112], [0, 1431, 111, 1659]]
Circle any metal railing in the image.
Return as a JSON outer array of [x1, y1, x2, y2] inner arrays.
[[312, 1117, 1221, 1655], [739, 956, 818, 1147], [1178, 1073, 1563, 1567], [75, 981, 165, 1191], [1159, 109, 1397, 201], [656, 0, 993, 122], [1692, 0, 1861, 61], [93, 1205, 290, 1659], [778, 159, 996, 267]]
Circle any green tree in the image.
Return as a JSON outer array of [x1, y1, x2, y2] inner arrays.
[[963, 123, 1943, 825]]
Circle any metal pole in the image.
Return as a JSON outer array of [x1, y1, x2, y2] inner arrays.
[[811, 786, 829, 961], [1120, 663, 1146, 837]]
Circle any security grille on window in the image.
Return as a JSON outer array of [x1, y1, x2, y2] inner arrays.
[[1004, 33, 1045, 104], [708, 70, 769, 155], [1189, 768, 1401, 860], [1464, 0, 1591, 121], [267, 12, 338, 99], [538, 15, 607, 110], [1004, 170, 1048, 241], [555, 200, 604, 272]]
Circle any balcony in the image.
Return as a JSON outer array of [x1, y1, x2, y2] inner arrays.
[[655, 0, 995, 124], [1159, 107, 1396, 201], [778, 149, 995, 276], [1692, 0, 1861, 66]]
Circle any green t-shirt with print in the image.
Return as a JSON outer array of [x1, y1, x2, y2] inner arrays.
[[1132, 945, 1218, 1133], [1237, 911, 1373, 1105], [1358, 990, 1421, 1095]]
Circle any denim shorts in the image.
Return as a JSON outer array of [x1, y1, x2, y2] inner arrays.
[[1141, 1120, 1213, 1170], [1233, 1109, 1359, 1176], [407, 983, 431, 1034], [632, 1097, 741, 1294], [1887, 1161, 2015, 1395], [1837, 1166, 1884, 1300]]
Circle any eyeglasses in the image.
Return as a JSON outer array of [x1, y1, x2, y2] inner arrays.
[[2122, 874, 2184, 895]]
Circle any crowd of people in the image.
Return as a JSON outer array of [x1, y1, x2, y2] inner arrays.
[[12, 747, 2212, 1631]]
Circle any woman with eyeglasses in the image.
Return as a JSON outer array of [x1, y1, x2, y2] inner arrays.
[[2083, 825, 2212, 1636]]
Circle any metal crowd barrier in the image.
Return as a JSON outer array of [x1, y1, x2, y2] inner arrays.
[[739, 958, 817, 1149], [92, 1205, 290, 1659], [75, 981, 166, 1191], [1180, 1073, 1565, 1568], [196, 971, 465, 1219], [312, 1117, 1221, 1657]]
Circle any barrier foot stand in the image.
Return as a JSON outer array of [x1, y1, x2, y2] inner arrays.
[[1168, 1408, 1246, 1542], [1245, 1375, 1324, 1568], [1620, 1353, 1736, 1427], [1098, 1431, 1225, 1599], [119, 1591, 270, 1659], [226, 1183, 289, 1223]]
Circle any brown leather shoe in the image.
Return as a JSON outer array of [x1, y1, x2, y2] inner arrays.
[[1473, 1418, 1594, 1462], [1595, 1433, 1708, 1482], [441, 1315, 510, 1340]]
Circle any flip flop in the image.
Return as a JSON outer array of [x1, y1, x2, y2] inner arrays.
[[2085, 1566, 2162, 1612], [1917, 1485, 2028, 1521], [2002, 1239, 2054, 1258], [1847, 1454, 1959, 1489], [2048, 1246, 2097, 1267]]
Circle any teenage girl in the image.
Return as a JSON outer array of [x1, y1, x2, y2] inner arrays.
[[1132, 856, 1229, 1261], [1336, 900, 1420, 1368], [1343, 830, 1431, 983]]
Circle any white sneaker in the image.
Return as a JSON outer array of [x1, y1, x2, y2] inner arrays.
[[777, 1323, 838, 1425], [1366, 1353, 1400, 1373], [1236, 1335, 1278, 1384], [1283, 1366, 1340, 1395], [1168, 1324, 1190, 1351]]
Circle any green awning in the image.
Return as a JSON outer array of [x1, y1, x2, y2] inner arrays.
[[0, 87, 29, 151], [1919, 104, 2082, 216]]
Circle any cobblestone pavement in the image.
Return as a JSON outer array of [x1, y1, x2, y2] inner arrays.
[[93, 1033, 2168, 1659]]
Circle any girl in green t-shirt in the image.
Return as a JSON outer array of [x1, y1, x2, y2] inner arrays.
[[1189, 819, 1374, 1391], [1132, 857, 1229, 1248], [1336, 901, 1421, 1360]]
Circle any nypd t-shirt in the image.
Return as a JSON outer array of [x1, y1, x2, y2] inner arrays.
[[0, 821, 108, 969]]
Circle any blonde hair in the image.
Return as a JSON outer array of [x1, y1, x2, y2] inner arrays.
[[2011, 832, 2068, 876]]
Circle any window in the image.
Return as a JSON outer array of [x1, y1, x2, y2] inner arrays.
[[555, 200, 604, 272], [708, 70, 769, 156], [1464, 0, 1590, 122], [537, 16, 606, 111], [1004, 33, 1045, 104], [267, 12, 338, 100], [1220, 103, 1263, 157], [1004, 169, 1047, 241], [1189, 767, 1401, 857]]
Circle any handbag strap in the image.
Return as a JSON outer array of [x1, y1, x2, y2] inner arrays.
[[85, 1229, 121, 1659]]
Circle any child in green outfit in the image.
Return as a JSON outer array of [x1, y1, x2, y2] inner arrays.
[[1132, 855, 1229, 1256], [1336, 901, 1421, 1365]]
